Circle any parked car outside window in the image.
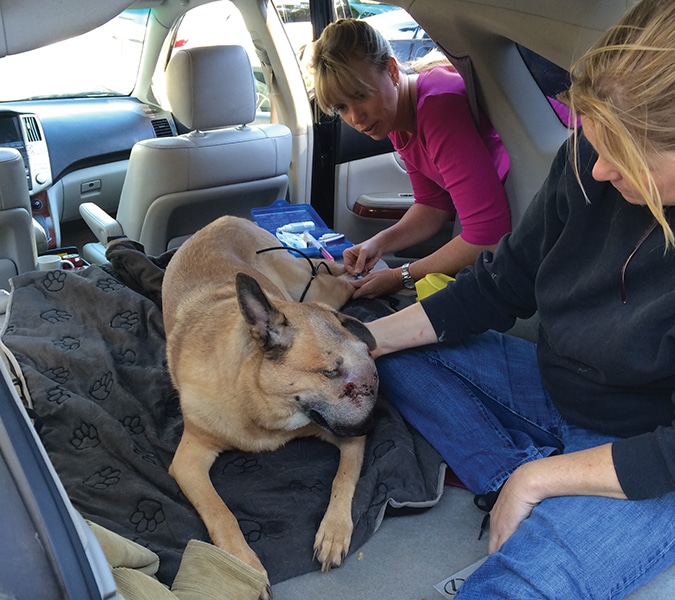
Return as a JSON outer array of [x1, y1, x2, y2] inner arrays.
[[275, 1, 439, 90]]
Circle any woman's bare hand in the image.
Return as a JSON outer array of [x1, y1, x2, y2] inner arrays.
[[351, 268, 403, 298]]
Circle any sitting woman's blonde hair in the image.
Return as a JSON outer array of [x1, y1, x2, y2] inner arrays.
[[566, 0, 675, 247], [309, 18, 393, 115]]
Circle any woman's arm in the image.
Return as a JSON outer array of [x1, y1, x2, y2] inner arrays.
[[343, 203, 450, 276], [489, 444, 627, 553], [365, 301, 438, 358], [407, 235, 497, 280], [350, 234, 495, 299]]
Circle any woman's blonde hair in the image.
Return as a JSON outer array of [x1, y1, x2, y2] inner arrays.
[[566, 0, 675, 247], [309, 18, 393, 115]]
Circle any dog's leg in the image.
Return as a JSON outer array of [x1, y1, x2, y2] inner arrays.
[[313, 435, 366, 571], [170, 424, 272, 599]]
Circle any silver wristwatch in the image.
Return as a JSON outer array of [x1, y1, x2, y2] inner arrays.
[[401, 262, 416, 290]]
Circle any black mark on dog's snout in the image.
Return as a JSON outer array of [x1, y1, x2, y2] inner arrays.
[[337, 314, 376, 351], [308, 409, 329, 430], [307, 407, 375, 438], [332, 414, 375, 438]]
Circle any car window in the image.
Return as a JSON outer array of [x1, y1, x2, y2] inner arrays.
[[0, 9, 149, 102], [361, 8, 437, 64], [517, 44, 577, 128], [155, 1, 271, 125], [273, 1, 439, 94]]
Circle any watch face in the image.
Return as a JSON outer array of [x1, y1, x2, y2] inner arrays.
[[401, 263, 415, 289]]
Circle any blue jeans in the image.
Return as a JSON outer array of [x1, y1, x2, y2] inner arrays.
[[377, 331, 675, 599]]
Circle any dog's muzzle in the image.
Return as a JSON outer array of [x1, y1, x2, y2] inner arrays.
[[307, 406, 375, 438], [303, 376, 378, 437]]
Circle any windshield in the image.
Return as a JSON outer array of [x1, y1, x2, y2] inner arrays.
[[0, 9, 149, 102]]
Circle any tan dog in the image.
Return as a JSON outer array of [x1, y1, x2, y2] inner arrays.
[[162, 215, 378, 598]]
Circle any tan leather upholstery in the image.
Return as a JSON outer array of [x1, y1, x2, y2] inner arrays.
[[0, 148, 37, 291], [81, 45, 292, 262]]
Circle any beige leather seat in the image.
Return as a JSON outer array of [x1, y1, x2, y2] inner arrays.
[[80, 45, 292, 263], [0, 148, 37, 292]]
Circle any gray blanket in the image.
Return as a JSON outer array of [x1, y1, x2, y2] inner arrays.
[[1, 267, 444, 585]]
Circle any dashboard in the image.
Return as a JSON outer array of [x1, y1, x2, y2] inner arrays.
[[0, 111, 51, 195], [0, 98, 177, 249]]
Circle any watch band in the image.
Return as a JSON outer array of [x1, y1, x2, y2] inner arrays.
[[401, 262, 416, 290]]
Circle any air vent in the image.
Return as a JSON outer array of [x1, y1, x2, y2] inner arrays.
[[21, 115, 42, 142], [151, 118, 173, 138]]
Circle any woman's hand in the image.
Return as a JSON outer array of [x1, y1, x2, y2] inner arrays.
[[487, 445, 626, 553], [487, 462, 542, 554], [342, 240, 383, 275], [351, 267, 403, 299]]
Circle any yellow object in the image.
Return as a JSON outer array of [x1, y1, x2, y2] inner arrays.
[[415, 273, 454, 301]]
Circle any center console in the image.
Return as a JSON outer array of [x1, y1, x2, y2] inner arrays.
[[0, 111, 55, 248], [0, 112, 51, 194]]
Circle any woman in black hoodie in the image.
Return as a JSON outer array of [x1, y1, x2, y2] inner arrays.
[[368, 0, 675, 597]]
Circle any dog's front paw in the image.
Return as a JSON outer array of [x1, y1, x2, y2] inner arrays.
[[210, 532, 271, 598], [313, 515, 353, 572], [233, 549, 272, 600]]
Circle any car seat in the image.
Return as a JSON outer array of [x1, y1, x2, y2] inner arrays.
[[0, 148, 38, 292], [79, 44, 292, 263]]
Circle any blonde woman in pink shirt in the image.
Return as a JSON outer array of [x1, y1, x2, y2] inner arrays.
[[311, 19, 511, 299]]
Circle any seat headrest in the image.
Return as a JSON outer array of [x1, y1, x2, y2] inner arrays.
[[166, 45, 257, 131], [0, 148, 30, 211]]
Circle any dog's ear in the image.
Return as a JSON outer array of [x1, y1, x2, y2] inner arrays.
[[337, 313, 377, 351], [236, 272, 293, 357]]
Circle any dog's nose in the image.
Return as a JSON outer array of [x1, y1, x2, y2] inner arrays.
[[342, 379, 378, 406]]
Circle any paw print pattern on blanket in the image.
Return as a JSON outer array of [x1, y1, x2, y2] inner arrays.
[[111, 310, 140, 331], [71, 422, 100, 450], [369, 439, 396, 467], [222, 456, 263, 475], [89, 371, 113, 401], [370, 482, 391, 510], [46, 384, 71, 405], [130, 499, 165, 534], [122, 415, 145, 435], [84, 466, 121, 490], [114, 349, 137, 366], [240, 519, 263, 544], [41, 308, 71, 324], [96, 277, 125, 293], [42, 365, 69, 384], [132, 444, 160, 467], [52, 336, 80, 350], [42, 270, 67, 292], [289, 479, 328, 494]]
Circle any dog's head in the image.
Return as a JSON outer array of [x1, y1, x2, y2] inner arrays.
[[236, 272, 378, 438]]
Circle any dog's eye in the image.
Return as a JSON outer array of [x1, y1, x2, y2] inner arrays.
[[321, 359, 343, 379]]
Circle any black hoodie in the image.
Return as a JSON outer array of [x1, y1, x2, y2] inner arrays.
[[421, 133, 675, 500]]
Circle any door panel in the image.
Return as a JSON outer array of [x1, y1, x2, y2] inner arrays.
[[334, 152, 411, 240]]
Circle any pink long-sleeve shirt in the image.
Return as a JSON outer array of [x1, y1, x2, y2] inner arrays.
[[389, 66, 511, 246]]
